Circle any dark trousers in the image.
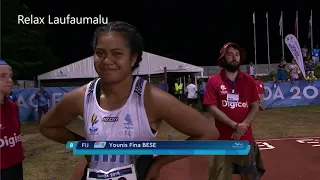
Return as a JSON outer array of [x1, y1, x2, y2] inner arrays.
[[174, 94, 182, 100], [200, 94, 206, 111], [38, 104, 48, 122], [0, 163, 23, 180]]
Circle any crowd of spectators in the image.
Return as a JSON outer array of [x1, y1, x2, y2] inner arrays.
[[271, 44, 319, 82]]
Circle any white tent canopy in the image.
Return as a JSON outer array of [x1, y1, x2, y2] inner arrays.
[[38, 52, 204, 80], [38, 56, 97, 80], [132, 52, 203, 75]]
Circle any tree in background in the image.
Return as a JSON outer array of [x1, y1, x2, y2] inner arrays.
[[1, 0, 59, 80]]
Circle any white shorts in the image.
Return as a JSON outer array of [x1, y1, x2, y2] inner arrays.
[[312, 56, 319, 63]]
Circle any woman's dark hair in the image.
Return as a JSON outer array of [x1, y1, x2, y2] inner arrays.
[[92, 21, 144, 71]]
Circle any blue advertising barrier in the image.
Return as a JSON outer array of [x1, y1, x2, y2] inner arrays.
[[12, 84, 168, 122], [12, 87, 77, 122], [263, 80, 320, 108], [155, 84, 169, 92], [11, 80, 320, 121]]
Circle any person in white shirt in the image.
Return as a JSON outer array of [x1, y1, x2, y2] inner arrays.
[[246, 62, 254, 78], [186, 79, 198, 108], [301, 45, 308, 61]]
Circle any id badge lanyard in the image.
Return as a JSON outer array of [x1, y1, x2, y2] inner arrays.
[[228, 79, 236, 93]]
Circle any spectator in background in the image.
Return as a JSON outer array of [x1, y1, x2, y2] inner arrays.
[[187, 77, 192, 85], [255, 76, 265, 110], [269, 75, 276, 82], [312, 45, 319, 64], [307, 52, 312, 61], [198, 78, 206, 111], [277, 60, 286, 82], [301, 45, 308, 61], [280, 56, 287, 64], [0, 60, 24, 180], [306, 71, 317, 81], [35, 85, 50, 125], [247, 62, 255, 78], [305, 59, 315, 77], [185, 78, 198, 108], [288, 58, 300, 82], [174, 78, 183, 100]]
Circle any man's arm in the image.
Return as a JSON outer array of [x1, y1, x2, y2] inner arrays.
[[45, 92, 50, 105], [45, 91, 50, 99], [243, 101, 259, 125], [243, 78, 260, 125], [203, 78, 237, 129], [207, 105, 237, 129]]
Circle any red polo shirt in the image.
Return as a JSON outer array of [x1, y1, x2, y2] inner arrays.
[[255, 80, 264, 95], [203, 70, 259, 142], [0, 98, 24, 169]]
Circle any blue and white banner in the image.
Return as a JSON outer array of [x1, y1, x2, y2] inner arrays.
[[155, 84, 168, 92], [11, 81, 320, 121], [263, 80, 320, 108], [285, 34, 306, 79], [12, 84, 167, 122], [11, 87, 77, 122]]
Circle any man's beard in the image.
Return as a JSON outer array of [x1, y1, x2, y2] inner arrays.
[[222, 60, 240, 72]]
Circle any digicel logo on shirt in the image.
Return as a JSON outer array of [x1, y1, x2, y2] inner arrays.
[[0, 133, 22, 148], [222, 100, 249, 109]]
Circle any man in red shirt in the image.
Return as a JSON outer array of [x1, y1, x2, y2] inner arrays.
[[0, 60, 24, 180], [204, 43, 265, 180], [255, 76, 265, 110]]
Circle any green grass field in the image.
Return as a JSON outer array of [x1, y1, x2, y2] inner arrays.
[[20, 105, 320, 180]]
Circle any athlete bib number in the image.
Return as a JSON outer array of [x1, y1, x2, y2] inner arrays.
[[87, 164, 137, 180]]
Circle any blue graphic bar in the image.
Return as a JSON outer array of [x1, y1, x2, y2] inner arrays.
[[72, 147, 250, 155], [72, 140, 249, 150], [66, 141, 251, 155]]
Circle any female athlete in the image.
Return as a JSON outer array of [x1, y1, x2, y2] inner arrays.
[[39, 21, 218, 180]]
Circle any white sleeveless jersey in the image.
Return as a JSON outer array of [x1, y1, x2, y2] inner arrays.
[[83, 76, 156, 171]]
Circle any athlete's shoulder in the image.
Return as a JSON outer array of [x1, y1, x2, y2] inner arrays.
[[144, 82, 170, 103], [64, 84, 87, 101], [144, 82, 183, 120], [144, 82, 157, 96], [75, 84, 87, 94], [55, 84, 86, 115]]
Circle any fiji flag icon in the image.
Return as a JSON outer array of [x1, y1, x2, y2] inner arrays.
[[94, 141, 106, 148]]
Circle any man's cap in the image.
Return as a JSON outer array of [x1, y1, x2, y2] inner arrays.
[[0, 60, 8, 65], [218, 42, 247, 67]]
